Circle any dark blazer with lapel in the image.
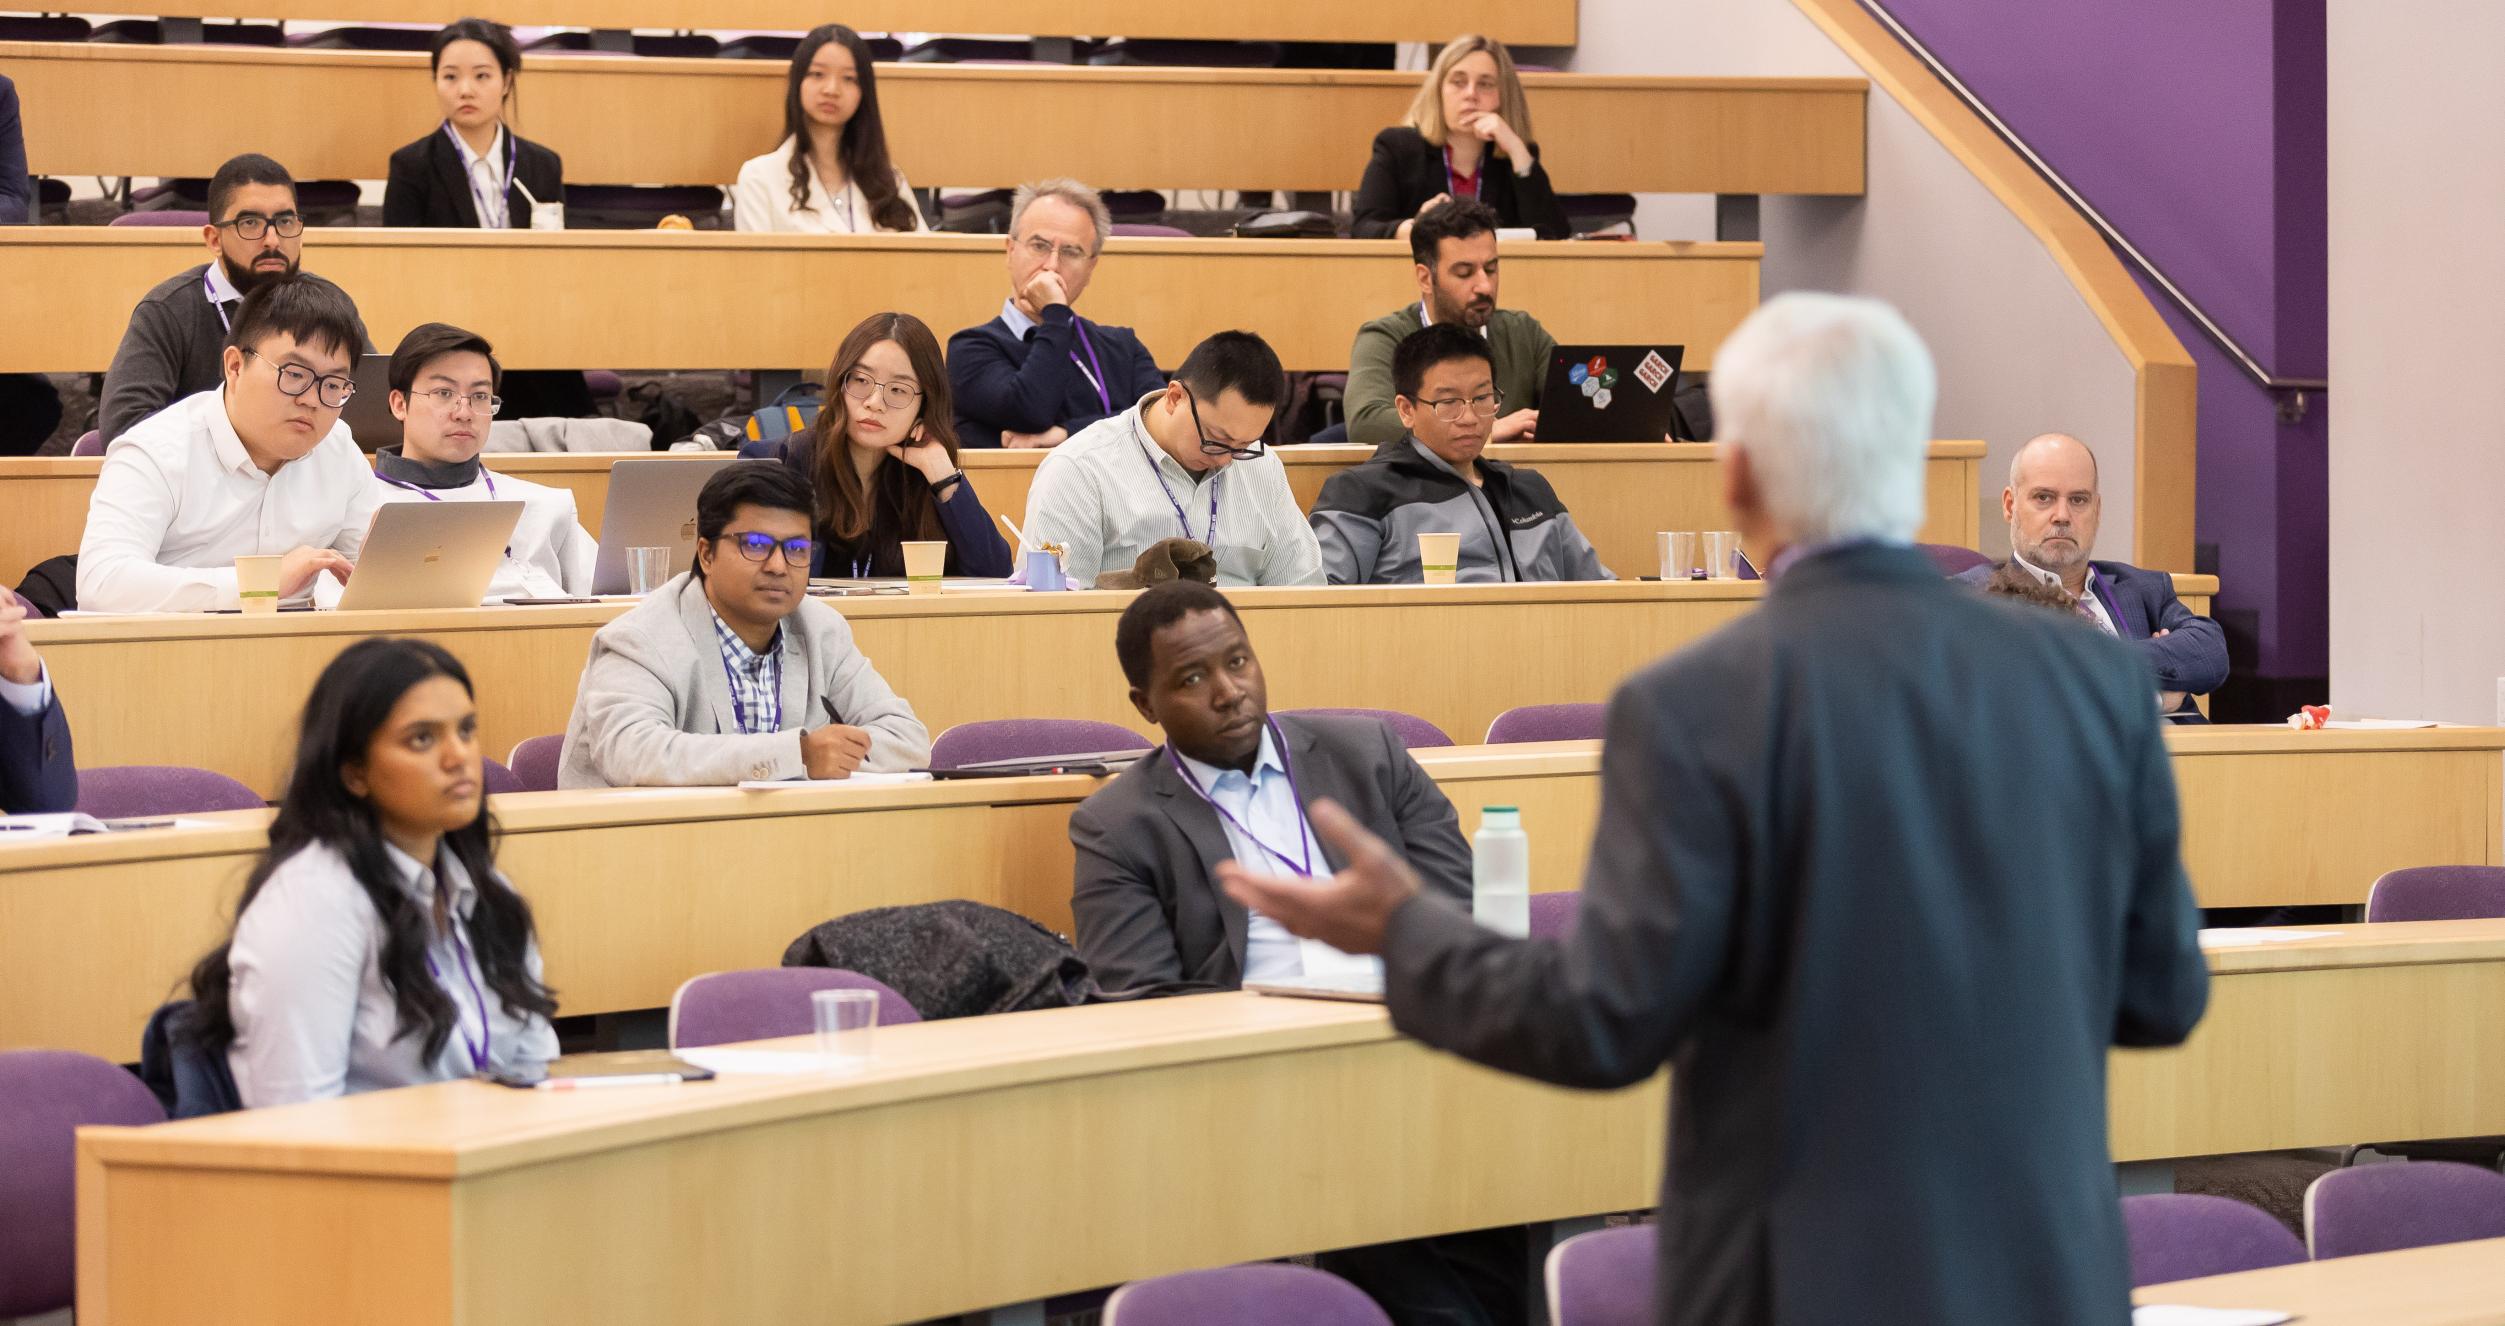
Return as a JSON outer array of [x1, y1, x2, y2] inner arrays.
[[1381, 544, 2211, 1326], [1350, 126, 1570, 240], [0, 688, 76, 814], [947, 304, 1163, 449], [1068, 713, 1473, 994], [1957, 557, 2229, 718], [382, 129, 565, 228]]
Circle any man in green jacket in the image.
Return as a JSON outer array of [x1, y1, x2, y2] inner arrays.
[[1345, 197, 1558, 447]]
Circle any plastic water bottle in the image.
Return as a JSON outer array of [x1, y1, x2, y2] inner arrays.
[[1472, 806, 1531, 938]]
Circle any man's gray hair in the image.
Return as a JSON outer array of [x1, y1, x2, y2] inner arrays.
[[1010, 178, 1113, 254], [1708, 292, 1936, 545]]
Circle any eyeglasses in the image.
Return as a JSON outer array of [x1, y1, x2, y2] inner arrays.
[[1019, 234, 1095, 267], [722, 531, 814, 565], [1413, 389, 1504, 423], [213, 211, 305, 241], [245, 349, 355, 408], [413, 387, 502, 416], [1184, 385, 1266, 460], [840, 370, 922, 410]]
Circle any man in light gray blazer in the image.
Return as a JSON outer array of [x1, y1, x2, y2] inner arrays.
[[558, 463, 929, 788]]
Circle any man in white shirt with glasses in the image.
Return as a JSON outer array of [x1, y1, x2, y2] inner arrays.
[[78, 276, 379, 614]]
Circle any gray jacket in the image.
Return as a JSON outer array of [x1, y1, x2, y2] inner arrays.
[[1310, 438, 1611, 584], [557, 572, 930, 788], [99, 264, 370, 444]]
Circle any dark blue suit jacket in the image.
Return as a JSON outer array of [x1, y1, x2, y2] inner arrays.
[[1958, 558, 2228, 714], [1, 685, 76, 814], [0, 75, 31, 225], [946, 304, 1161, 449]]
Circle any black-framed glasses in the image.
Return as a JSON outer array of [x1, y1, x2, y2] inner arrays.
[[213, 211, 305, 241], [1415, 389, 1503, 423], [245, 349, 355, 408], [413, 387, 501, 416], [1184, 385, 1266, 460], [723, 531, 814, 565], [840, 370, 923, 410]]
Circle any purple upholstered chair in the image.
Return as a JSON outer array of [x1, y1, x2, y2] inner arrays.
[[1529, 891, 1581, 940], [2120, 1194, 2305, 1287], [71, 430, 103, 456], [1486, 703, 1606, 744], [669, 967, 920, 1049], [1111, 223, 1194, 238], [1920, 543, 1993, 576], [74, 766, 263, 818], [1104, 1263, 1389, 1326], [506, 735, 565, 793], [929, 718, 1151, 770], [0, 1050, 168, 1317], [2365, 865, 2505, 922], [109, 209, 211, 228], [1546, 1223, 1656, 1326], [481, 758, 523, 796], [2305, 1161, 2505, 1260], [1276, 708, 1453, 750]]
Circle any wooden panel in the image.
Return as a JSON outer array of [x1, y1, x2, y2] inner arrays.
[[2173, 739, 2505, 907], [0, 228, 1760, 376], [2135, 1239, 2505, 1325], [2, 44, 1865, 196]]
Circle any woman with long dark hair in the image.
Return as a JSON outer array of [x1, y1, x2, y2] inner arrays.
[[187, 638, 558, 1106], [731, 25, 926, 234]]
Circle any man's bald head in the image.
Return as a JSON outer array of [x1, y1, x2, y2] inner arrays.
[[2002, 432, 2102, 588]]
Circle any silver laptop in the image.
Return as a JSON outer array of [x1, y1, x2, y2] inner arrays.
[[337, 353, 402, 454], [336, 500, 523, 611], [590, 455, 741, 594]]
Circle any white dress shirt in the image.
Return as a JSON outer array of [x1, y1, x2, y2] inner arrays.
[[370, 464, 597, 600], [730, 138, 927, 234], [0, 664, 48, 716], [1022, 394, 1325, 588], [2012, 550, 2119, 636], [447, 122, 513, 229], [226, 839, 558, 1108], [76, 388, 379, 613], [1176, 728, 1376, 983]]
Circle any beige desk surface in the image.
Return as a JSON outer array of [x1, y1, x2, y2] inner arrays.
[[6, 44, 1864, 196], [2135, 1237, 2505, 1325], [72, 924, 2505, 1325], [0, 442, 1987, 595], [0, 228, 1760, 377]]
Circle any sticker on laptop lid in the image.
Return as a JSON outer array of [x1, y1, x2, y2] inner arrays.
[[1634, 349, 1674, 394], [1593, 387, 1613, 409]]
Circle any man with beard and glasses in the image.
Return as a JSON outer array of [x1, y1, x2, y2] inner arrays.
[[98, 153, 372, 444], [1344, 197, 1556, 447]]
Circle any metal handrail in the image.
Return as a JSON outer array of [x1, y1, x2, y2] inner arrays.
[[1861, 0, 2327, 401]]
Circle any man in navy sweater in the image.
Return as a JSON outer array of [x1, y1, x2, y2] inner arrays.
[[0, 595, 75, 815], [947, 178, 1162, 450]]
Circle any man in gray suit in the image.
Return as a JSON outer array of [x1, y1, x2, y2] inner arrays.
[[1228, 293, 2211, 1326], [558, 463, 929, 788]]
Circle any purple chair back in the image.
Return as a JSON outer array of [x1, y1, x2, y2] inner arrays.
[[1105, 1264, 1389, 1326], [1920, 543, 1993, 576], [71, 430, 103, 456], [1277, 708, 1453, 750], [507, 735, 565, 793], [10, 591, 37, 618], [2306, 1161, 2505, 1259], [2365, 865, 2505, 922], [1546, 1223, 1656, 1326], [1529, 891, 1580, 940], [2120, 1194, 2304, 1287], [74, 766, 264, 819], [669, 967, 920, 1049], [109, 209, 211, 228], [930, 718, 1150, 770], [1486, 703, 1606, 744], [481, 758, 523, 796], [0, 1050, 168, 1316], [1111, 223, 1194, 238]]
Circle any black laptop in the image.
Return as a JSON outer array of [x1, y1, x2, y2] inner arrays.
[[1535, 344, 1683, 443]]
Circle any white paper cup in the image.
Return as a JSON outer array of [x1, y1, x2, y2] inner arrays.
[[234, 555, 283, 614], [529, 201, 565, 231], [903, 540, 946, 594], [1417, 531, 1461, 585]]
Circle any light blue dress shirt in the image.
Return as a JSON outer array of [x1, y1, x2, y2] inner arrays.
[[1176, 726, 1375, 983]]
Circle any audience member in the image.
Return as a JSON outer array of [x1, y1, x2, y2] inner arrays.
[[184, 638, 560, 1107], [1956, 433, 2228, 720], [78, 277, 377, 613], [948, 178, 1162, 449], [1313, 324, 1608, 583], [732, 25, 926, 234], [98, 153, 371, 443], [1345, 198, 1554, 446], [747, 311, 1010, 578], [558, 462, 929, 787], [0, 72, 27, 224], [0, 595, 74, 814], [1022, 330, 1321, 587], [371, 322, 596, 600], [1351, 34, 1568, 241]]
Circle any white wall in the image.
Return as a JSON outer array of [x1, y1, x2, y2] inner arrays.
[[1568, 0, 2140, 555], [2325, 3, 2505, 723]]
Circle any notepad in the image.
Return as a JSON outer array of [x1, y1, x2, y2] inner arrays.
[[2132, 1306, 2292, 1325], [737, 771, 935, 791], [2322, 718, 2440, 729], [2199, 928, 2340, 947]]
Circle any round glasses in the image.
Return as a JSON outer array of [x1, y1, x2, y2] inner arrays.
[[840, 370, 923, 410], [246, 349, 355, 408], [214, 211, 305, 241], [722, 531, 815, 565], [413, 388, 502, 416]]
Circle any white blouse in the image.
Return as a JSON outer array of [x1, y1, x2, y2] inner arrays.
[[731, 137, 927, 234]]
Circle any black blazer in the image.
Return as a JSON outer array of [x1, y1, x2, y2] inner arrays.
[[1069, 714, 1473, 994], [1351, 126, 1569, 240], [1381, 544, 2210, 1326], [383, 128, 566, 228], [0, 688, 75, 814]]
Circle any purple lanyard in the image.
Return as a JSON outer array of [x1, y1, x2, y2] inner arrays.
[[1069, 319, 1114, 415], [203, 269, 233, 331], [378, 470, 496, 501], [1167, 719, 1316, 876], [721, 645, 780, 734], [1132, 422, 1221, 546], [423, 926, 492, 1072], [444, 121, 517, 228], [1441, 146, 1481, 202]]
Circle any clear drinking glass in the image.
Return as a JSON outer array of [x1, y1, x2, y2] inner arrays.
[[627, 546, 673, 595], [1658, 531, 1700, 581], [1706, 531, 1741, 581], [812, 988, 879, 1068]]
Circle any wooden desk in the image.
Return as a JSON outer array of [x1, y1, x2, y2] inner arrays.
[[73, 924, 2505, 1325], [0, 442, 1987, 591], [2135, 1237, 2505, 1325], [5, 44, 1865, 196], [0, 229, 1760, 377]]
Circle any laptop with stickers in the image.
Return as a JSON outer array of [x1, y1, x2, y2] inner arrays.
[[1534, 344, 1684, 443]]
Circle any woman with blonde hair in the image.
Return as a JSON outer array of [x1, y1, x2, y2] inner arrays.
[[1352, 34, 1569, 240]]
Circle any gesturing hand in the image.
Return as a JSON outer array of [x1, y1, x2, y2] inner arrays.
[[1218, 799, 1423, 956]]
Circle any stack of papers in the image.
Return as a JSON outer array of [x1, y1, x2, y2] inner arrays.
[[737, 771, 936, 791], [2199, 928, 2340, 948]]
